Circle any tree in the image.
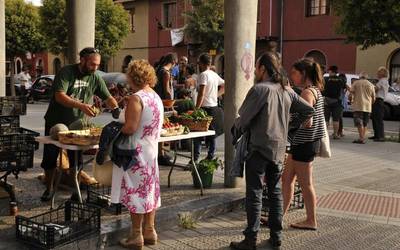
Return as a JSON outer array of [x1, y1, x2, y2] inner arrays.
[[5, 0, 45, 95], [39, 0, 67, 55], [184, 0, 224, 52], [95, 0, 130, 60], [40, 0, 129, 60], [333, 0, 400, 49]]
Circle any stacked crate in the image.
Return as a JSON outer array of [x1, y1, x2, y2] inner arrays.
[[0, 96, 39, 215]]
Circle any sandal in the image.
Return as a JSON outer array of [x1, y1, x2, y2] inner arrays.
[[290, 223, 317, 231], [352, 139, 365, 144]]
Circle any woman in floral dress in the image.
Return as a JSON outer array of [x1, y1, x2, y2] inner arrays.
[[110, 60, 163, 250]]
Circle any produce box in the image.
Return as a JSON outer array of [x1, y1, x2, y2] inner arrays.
[[0, 96, 27, 116], [16, 201, 100, 249]]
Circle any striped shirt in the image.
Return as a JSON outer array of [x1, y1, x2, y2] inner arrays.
[[290, 87, 325, 145]]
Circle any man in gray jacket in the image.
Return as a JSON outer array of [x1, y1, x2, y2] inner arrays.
[[230, 52, 314, 250]]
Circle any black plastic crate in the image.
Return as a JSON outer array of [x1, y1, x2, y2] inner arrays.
[[262, 181, 304, 217], [0, 96, 27, 116], [0, 150, 36, 172], [86, 183, 123, 215], [16, 201, 101, 249], [0, 116, 20, 134], [0, 127, 39, 151]]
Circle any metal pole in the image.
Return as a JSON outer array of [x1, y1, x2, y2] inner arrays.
[[0, 0, 5, 96], [224, 0, 258, 188]]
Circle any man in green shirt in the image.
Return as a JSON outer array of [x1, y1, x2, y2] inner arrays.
[[40, 47, 118, 201]]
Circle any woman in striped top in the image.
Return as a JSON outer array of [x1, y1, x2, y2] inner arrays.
[[282, 58, 326, 231]]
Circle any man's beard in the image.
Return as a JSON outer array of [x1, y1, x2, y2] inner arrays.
[[81, 66, 95, 75]]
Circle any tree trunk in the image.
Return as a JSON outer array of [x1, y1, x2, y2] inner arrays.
[[9, 58, 16, 96]]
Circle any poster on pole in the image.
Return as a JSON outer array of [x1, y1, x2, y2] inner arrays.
[[171, 27, 185, 46]]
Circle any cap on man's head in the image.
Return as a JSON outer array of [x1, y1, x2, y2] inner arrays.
[[328, 65, 338, 73], [79, 47, 100, 58]]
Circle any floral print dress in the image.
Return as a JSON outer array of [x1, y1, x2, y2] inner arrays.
[[110, 90, 164, 214]]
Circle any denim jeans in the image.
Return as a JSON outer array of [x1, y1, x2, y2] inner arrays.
[[243, 151, 283, 241], [193, 136, 216, 161], [372, 98, 385, 139]]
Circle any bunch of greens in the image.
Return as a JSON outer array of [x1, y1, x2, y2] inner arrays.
[[181, 109, 211, 121], [196, 158, 223, 175]]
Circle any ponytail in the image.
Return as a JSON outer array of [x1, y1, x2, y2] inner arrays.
[[257, 52, 288, 89], [293, 58, 324, 91]]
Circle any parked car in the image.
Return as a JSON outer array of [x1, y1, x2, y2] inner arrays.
[[324, 73, 400, 120], [31, 75, 54, 101]]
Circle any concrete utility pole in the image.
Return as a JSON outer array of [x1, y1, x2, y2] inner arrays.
[[224, 0, 258, 188], [0, 0, 5, 96], [66, 0, 96, 64]]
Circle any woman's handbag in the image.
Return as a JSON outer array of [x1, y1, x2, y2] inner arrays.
[[317, 121, 331, 158]]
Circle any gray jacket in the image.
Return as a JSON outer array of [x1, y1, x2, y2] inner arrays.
[[234, 82, 314, 165]]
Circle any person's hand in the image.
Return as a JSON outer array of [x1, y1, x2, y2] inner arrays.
[[79, 103, 96, 117], [303, 117, 313, 128]]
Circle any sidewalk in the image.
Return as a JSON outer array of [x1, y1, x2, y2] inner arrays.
[[1, 103, 399, 249], [107, 131, 400, 250]]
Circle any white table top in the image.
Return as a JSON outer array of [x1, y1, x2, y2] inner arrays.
[[35, 136, 99, 151], [158, 130, 215, 142], [35, 130, 215, 149]]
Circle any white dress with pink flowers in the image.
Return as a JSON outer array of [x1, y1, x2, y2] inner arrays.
[[110, 90, 164, 214]]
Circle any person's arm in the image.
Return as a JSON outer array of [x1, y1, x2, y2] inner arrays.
[[289, 90, 315, 128], [298, 89, 316, 128], [94, 76, 118, 110], [196, 85, 206, 108], [121, 95, 143, 135], [162, 71, 172, 99], [55, 92, 96, 117], [218, 85, 225, 97], [234, 86, 267, 133], [195, 73, 207, 108], [217, 76, 225, 97]]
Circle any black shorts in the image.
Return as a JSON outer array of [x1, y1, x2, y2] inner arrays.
[[353, 111, 370, 127], [324, 103, 343, 122], [289, 140, 320, 163]]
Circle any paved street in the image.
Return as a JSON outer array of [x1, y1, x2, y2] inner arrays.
[[0, 103, 399, 249]]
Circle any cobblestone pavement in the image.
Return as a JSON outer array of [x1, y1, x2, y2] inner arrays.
[[1, 103, 400, 249], [104, 133, 400, 250]]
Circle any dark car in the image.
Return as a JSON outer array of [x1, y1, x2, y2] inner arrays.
[[31, 75, 54, 101]]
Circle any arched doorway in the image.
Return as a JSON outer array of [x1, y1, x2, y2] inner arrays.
[[389, 49, 400, 83], [122, 55, 133, 73], [305, 50, 327, 72], [53, 58, 62, 75], [15, 58, 23, 74]]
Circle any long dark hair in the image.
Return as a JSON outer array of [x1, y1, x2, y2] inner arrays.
[[292, 57, 324, 91], [257, 52, 288, 89], [157, 53, 177, 71]]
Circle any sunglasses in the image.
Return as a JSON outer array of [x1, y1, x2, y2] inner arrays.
[[80, 48, 100, 57]]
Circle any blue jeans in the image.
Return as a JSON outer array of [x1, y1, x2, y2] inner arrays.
[[193, 136, 216, 161], [243, 151, 283, 241]]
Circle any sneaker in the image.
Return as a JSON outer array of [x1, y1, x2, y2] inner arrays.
[[373, 138, 385, 142], [230, 238, 257, 250], [268, 238, 282, 250], [40, 189, 52, 202], [368, 136, 376, 140]]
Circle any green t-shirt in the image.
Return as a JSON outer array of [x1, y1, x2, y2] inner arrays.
[[44, 64, 111, 127]]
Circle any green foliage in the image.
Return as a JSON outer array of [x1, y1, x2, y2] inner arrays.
[[178, 213, 196, 229], [5, 0, 45, 57], [332, 0, 400, 49], [40, 0, 130, 58], [196, 158, 223, 175], [184, 0, 224, 52], [40, 0, 67, 55], [181, 108, 212, 121], [95, 0, 130, 59]]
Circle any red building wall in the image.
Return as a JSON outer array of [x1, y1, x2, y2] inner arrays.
[[257, 0, 281, 39], [282, 0, 357, 73], [148, 0, 189, 64]]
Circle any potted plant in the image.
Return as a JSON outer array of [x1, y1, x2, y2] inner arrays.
[[192, 158, 223, 188]]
